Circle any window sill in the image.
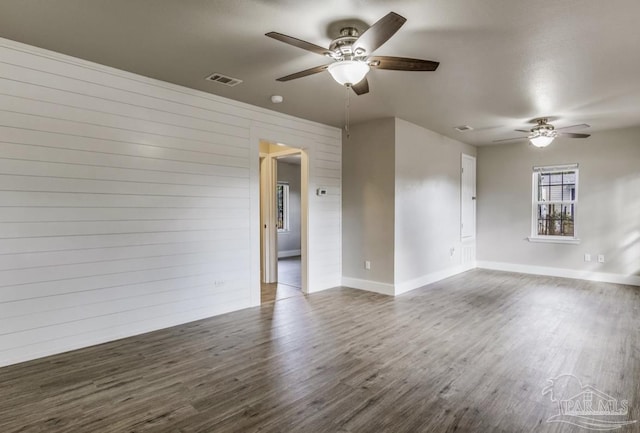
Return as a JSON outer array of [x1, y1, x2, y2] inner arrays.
[[527, 236, 581, 245]]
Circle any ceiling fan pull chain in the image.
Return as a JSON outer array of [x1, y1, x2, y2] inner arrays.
[[345, 85, 351, 138]]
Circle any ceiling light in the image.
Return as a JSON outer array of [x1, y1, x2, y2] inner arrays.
[[327, 61, 370, 86], [529, 129, 558, 147]]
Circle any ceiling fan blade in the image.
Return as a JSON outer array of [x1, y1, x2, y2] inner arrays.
[[559, 132, 591, 138], [276, 64, 330, 82], [555, 123, 590, 132], [351, 78, 369, 95], [266, 32, 330, 56], [493, 136, 527, 143], [368, 56, 439, 71], [353, 12, 406, 55], [514, 129, 531, 133]]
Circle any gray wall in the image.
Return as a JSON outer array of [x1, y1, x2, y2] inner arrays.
[[394, 118, 477, 285], [477, 126, 640, 277], [342, 118, 396, 284], [342, 117, 477, 292], [277, 161, 301, 255]]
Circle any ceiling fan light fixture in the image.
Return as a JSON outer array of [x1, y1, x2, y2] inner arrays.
[[327, 60, 370, 86], [529, 130, 558, 147]]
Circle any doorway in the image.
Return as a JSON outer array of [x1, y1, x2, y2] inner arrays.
[[461, 153, 476, 240], [259, 141, 308, 303], [275, 154, 302, 288], [461, 153, 477, 266]]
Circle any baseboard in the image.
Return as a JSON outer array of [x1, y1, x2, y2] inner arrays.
[[278, 249, 301, 258], [395, 263, 477, 295], [341, 277, 395, 296], [307, 276, 343, 294], [477, 261, 640, 287], [0, 297, 253, 368], [342, 263, 476, 297]]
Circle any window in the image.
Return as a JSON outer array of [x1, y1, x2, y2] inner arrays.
[[530, 164, 579, 243], [276, 182, 289, 232]]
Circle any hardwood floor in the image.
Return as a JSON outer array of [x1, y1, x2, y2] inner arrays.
[[1, 269, 639, 432], [260, 281, 303, 304], [277, 256, 302, 289], [261, 256, 302, 304]]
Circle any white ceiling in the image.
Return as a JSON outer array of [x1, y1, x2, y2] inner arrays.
[[278, 154, 301, 166], [1, 0, 640, 146]]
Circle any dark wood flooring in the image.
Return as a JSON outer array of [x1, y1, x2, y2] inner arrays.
[[261, 256, 302, 304], [1, 269, 639, 432], [276, 256, 301, 289]]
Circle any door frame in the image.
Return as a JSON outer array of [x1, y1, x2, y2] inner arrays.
[[251, 127, 310, 304], [460, 153, 477, 240], [259, 155, 278, 283]]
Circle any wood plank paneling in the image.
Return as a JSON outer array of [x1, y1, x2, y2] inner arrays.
[[0, 37, 341, 366]]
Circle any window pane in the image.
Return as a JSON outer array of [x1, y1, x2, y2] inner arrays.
[[276, 183, 289, 232], [533, 166, 577, 238], [538, 173, 548, 200], [276, 184, 284, 230], [537, 203, 574, 236], [549, 185, 563, 201]]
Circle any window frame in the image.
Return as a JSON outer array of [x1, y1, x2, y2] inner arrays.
[[276, 182, 290, 233], [528, 164, 580, 244]]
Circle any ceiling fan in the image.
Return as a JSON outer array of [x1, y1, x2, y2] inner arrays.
[[494, 118, 591, 147], [266, 12, 439, 95]]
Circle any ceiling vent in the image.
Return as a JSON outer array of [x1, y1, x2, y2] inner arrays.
[[454, 125, 474, 132], [205, 73, 243, 87]]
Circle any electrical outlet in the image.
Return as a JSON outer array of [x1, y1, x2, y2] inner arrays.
[[364, 260, 371, 270], [597, 254, 605, 263], [450, 247, 455, 257], [584, 253, 591, 262]]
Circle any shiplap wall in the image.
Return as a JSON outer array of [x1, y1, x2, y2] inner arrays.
[[0, 38, 341, 367]]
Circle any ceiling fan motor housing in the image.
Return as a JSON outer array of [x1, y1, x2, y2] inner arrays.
[[531, 119, 558, 138], [328, 27, 364, 59]]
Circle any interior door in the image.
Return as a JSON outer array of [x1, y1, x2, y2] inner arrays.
[[260, 156, 278, 283], [461, 154, 476, 239]]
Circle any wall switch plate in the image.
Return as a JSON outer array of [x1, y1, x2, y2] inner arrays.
[[597, 254, 605, 263], [364, 260, 371, 270], [584, 253, 591, 262]]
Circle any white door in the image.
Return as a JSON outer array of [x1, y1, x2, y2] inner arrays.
[[260, 156, 278, 283], [461, 154, 476, 239]]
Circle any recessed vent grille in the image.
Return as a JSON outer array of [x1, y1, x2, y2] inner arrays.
[[205, 73, 243, 87], [454, 125, 474, 132]]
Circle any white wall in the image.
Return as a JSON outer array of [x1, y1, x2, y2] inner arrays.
[[0, 38, 341, 367], [394, 118, 477, 293], [342, 118, 396, 286], [477, 126, 640, 285], [277, 161, 301, 256]]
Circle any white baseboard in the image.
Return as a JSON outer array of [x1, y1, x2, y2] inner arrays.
[[395, 263, 477, 295], [342, 263, 476, 297], [477, 261, 640, 287], [341, 277, 395, 296], [307, 276, 343, 294], [342, 260, 640, 296], [278, 249, 301, 258]]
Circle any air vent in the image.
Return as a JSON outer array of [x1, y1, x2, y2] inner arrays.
[[454, 125, 474, 132], [205, 73, 243, 87]]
